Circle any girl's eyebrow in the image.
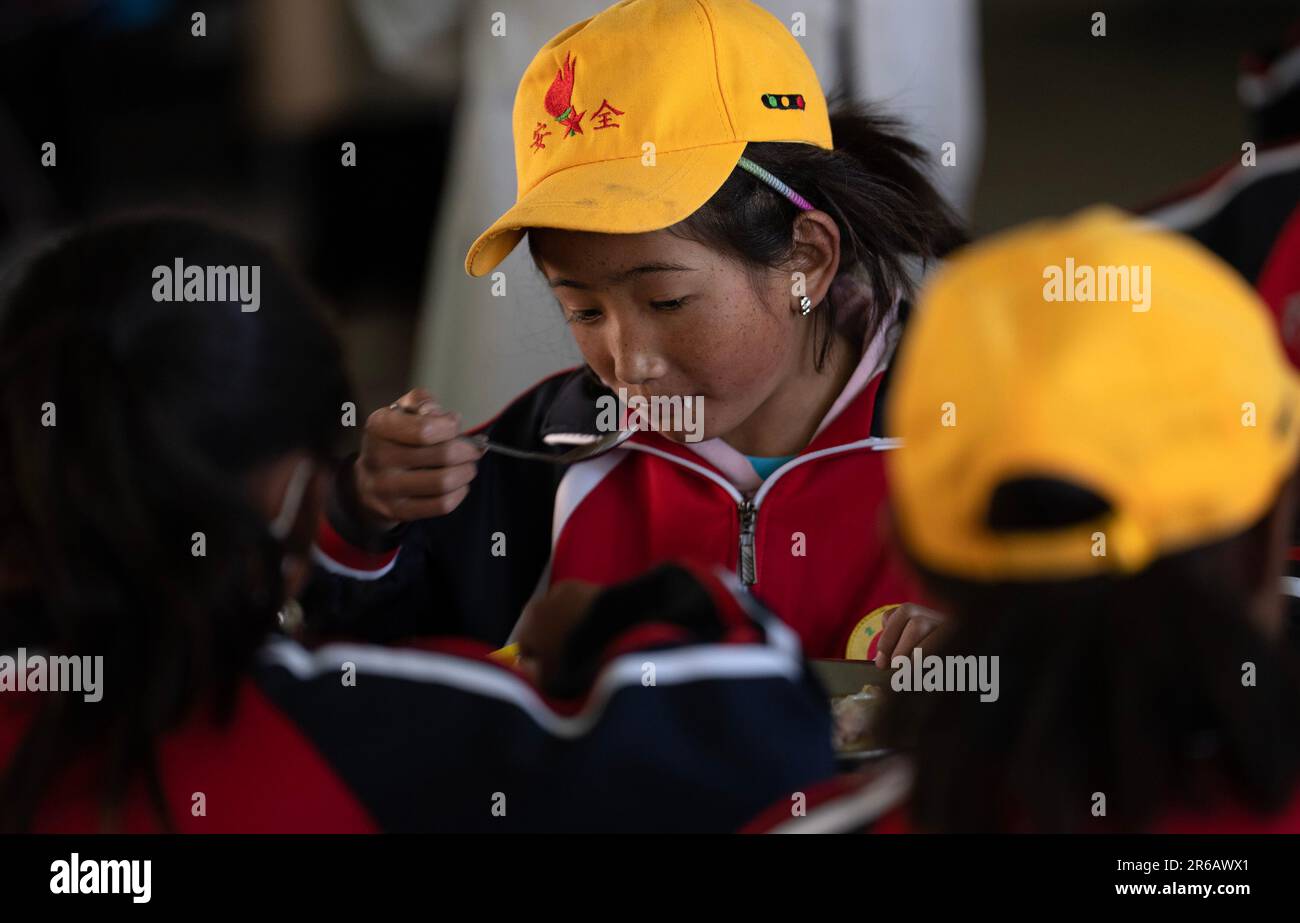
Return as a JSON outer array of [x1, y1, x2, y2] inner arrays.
[[547, 262, 698, 290]]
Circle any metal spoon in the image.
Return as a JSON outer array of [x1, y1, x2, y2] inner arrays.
[[390, 403, 634, 465], [459, 428, 635, 464]]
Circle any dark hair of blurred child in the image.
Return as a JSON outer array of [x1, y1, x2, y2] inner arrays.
[[0, 216, 837, 832], [874, 208, 1300, 833]]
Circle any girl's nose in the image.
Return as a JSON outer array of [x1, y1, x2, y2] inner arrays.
[[609, 327, 667, 386]]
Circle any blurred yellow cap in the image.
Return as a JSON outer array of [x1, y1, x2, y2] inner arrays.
[[464, 0, 832, 277], [886, 207, 1300, 581]]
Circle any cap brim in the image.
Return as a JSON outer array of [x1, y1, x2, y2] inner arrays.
[[464, 141, 748, 277]]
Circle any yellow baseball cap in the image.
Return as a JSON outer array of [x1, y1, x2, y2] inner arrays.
[[464, 0, 832, 277], [887, 206, 1300, 581]]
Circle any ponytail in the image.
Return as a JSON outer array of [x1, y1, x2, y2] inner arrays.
[[670, 97, 966, 369]]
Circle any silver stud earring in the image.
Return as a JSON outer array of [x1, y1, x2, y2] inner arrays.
[[798, 296, 813, 316]]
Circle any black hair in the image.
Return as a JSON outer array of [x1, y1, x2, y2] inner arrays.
[[528, 98, 966, 372], [0, 214, 351, 831], [876, 476, 1300, 832], [668, 97, 966, 370]]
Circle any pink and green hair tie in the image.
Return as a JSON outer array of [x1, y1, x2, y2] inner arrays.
[[736, 156, 815, 211]]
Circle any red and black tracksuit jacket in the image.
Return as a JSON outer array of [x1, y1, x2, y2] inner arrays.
[[744, 760, 1300, 834], [1144, 141, 1300, 646], [0, 565, 838, 832], [1142, 40, 1300, 645], [303, 323, 921, 659]]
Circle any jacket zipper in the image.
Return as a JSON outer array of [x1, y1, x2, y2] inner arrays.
[[738, 497, 757, 588], [618, 437, 900, 592]]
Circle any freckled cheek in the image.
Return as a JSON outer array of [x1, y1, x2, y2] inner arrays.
[[570, 331, 617, 385], [682, 316, 791, 421], [579, 323, 716, 393], [717, 306, 790, 381], [567, 306, 789, 406]]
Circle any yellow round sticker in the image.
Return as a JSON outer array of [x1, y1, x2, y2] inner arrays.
[[844, 604, 902, 661]]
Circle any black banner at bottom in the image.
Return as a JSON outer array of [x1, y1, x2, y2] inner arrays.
[[0, 833, 1287, 909]]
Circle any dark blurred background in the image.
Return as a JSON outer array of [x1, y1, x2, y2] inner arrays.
[[0, 0, 456, 418], [0, 0, 1296, 420]]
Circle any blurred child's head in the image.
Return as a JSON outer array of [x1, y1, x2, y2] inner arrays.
[[466, 0, 963, 442], [879, 208, 1300, 831], [0, 214, 349, 828]]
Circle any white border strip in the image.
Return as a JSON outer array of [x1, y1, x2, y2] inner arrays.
[[1147, 141, 1300, 232], [310, 544, 400, 581], [551, 450, 630, 545], [754, 437, 901, 506], [259, 635, 804, 740], [767, 761, 914, 834], [1239, 45, 1300, 108], [622, 442, 745, 503], [714, 567, 802, 657]]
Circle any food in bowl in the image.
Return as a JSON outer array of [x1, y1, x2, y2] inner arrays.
[[831, 683, 883, 752]]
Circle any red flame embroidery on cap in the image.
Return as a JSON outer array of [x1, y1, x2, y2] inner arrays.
[[545, 51, 585, 137]]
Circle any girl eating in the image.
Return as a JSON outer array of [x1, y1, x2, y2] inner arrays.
[[308, 0, 963, 659]]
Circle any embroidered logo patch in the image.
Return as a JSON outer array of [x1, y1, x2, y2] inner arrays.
[[532, 52, 627, 153], [545, 51, 586, 138], [761, 93, 805, 110]]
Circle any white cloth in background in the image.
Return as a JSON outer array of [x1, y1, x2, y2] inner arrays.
[[381, 0, 981, 425], [850, 0, 983, 215]]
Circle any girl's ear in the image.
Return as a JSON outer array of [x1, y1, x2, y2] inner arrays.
[[788, 211, 841, 310]]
